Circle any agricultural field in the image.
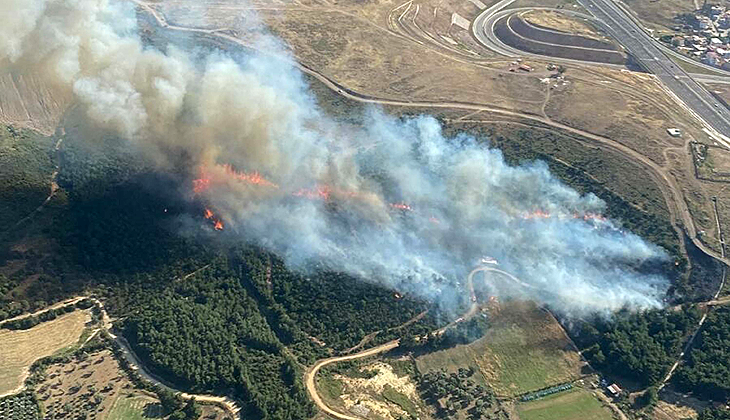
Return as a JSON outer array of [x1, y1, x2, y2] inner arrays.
[[34, 348, 228, 420], [106, 394, 163, 420], [515, 388, 613, 420], [0, 391, 41, 420], [416, 302, 586, 397], [0, 309, 90, 395], [36, 349, 147, 420]]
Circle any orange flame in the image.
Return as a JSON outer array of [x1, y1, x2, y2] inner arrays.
[[221, 164, 278, 189], [204, 208, 214, 219], [193, 164, 278, 195], [293, 185, 332, 200], [390, 202, 413, 211], [193, 177, 211, 194], [214, 220, 224, 231], [522, 210, 551, 219]]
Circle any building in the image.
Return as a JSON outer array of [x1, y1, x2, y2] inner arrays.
[[607, 383, 622, 397], [667, 128, 682, 137]]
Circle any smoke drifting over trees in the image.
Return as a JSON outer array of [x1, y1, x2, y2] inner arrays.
[[2, 0, 670, 316]]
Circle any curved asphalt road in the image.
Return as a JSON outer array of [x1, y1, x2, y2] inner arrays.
[[473, 0, 730, 141]]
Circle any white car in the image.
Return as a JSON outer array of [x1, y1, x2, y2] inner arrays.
[[480, 256, 498, 265]]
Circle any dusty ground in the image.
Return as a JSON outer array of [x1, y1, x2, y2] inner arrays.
[[36, 348, 228, 420], [0, 310, 90, 396], [332, 362, 428, 420]]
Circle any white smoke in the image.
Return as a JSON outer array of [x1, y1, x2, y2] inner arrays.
[[1, 0, 670, 316]]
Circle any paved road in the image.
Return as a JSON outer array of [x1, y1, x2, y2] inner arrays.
[[578, 0, 730, 143], [472, 0, 730, 142]]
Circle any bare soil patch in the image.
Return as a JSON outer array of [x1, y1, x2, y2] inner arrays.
[[333, 362, 429, 420]]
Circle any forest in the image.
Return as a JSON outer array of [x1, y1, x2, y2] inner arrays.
[[573, 306, 701, 387], [674, 307, 730, 401]]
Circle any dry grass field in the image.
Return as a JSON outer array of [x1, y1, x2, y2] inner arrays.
[[706, 83, 730, 105], [620, 0, 695, 32], [416, 302, 586, 397], [0, 310, 89, 396], [522, 10, 607, 40], [0, 71, 70, 136]]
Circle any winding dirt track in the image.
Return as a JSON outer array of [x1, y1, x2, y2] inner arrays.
[[304, 340, 401, 420], [20, 297, 243, 418], [302, 265, 537, 420]]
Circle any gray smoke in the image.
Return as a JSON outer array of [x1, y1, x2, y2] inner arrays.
[[2, 0, 669, 316]]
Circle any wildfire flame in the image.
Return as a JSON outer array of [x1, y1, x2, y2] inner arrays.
[[220, 164, 278, 189], [522, 209, 607, 223], [193, 177, 211, 194], [192, 164, 278, 196], [203, 208, 224, 231], [522, 210, 551, 219], [194, 163, 608, 232], [293, 185, 333, 201], [390, 202, 413, 211]]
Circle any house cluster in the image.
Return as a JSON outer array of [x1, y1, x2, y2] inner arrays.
[[661, 5, 730, 69]]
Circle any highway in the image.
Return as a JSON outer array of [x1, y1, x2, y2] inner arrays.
[[577, 0, 730, 142], [472, 0, 730, 142]]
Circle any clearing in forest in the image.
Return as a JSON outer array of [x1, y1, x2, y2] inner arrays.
[[416, 301, 585, 397], [0, 310, 89, 395]]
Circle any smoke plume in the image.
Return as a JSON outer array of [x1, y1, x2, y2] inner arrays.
[[2, 0, 670, 316]]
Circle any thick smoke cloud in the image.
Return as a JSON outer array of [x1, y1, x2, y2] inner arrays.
[[2, 0, 669, 316]]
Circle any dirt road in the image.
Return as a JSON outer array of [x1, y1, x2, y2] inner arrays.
[[0, 296, 86, 327], [304, 340, 401, 420], [16, 296, 244, 418]]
